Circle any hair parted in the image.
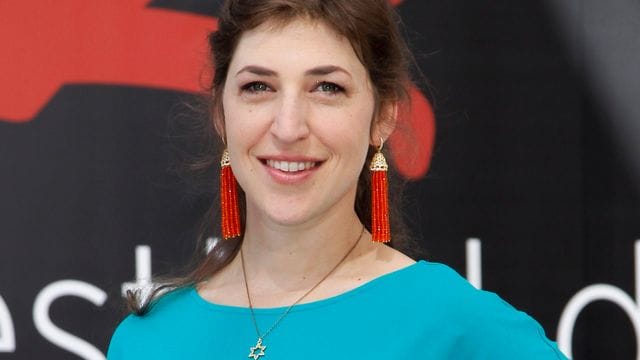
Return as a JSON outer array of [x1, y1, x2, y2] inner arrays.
[[210, 0, 411, 133], [126, 0, 419, 315]]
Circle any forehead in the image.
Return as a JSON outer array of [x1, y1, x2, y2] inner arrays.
[[229, 19, 368, 78]]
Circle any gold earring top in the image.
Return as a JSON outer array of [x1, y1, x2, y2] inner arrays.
[[221, 149, 231, 167], [370, 138, 388, 171]]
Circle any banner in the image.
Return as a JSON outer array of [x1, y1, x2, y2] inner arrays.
[[1, 1, 638, 358]]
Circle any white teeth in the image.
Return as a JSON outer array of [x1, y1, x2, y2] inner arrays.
[[265, 159, 317, 172]]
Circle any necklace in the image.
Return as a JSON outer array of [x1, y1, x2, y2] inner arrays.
[[240, 226, 365, 359]]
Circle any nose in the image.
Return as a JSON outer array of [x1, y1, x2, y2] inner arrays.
[[270, 92, 310, 144]]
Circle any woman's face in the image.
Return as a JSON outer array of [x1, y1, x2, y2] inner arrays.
[[222, 18, 379, 228]]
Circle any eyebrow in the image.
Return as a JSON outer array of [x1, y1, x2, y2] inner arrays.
[[304, 65, 352, 78], [235, 65, 352, 78], [236, 65, 276, 77]]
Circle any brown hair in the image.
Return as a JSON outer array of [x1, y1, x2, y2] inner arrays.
[[127, 0, 419, 315]]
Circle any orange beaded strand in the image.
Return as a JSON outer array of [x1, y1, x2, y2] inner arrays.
[[369, 140, 390, 242], [220, 150, 241, 239]]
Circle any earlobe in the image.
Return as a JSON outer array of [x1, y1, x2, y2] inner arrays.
[[370, 101, 398, 146]]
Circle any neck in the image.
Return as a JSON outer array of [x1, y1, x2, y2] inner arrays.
[[238, 207, 367, 293]]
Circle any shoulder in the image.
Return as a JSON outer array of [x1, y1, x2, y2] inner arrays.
[[399, 261, 519, 322], [378, 261, 568, 359], [370, 259, 475, 297], [107, 287, 197, 357]]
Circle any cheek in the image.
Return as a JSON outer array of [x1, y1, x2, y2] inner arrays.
[[314, 106, 373, 157], [223, 100, 273, 161], [339, 101, 375, 138], [222, 98, 248, 154], [223, 95, 254, 134]]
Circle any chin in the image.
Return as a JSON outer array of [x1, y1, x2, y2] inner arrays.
[[266, 211, 312, 227], [246, 200, 313, 227]]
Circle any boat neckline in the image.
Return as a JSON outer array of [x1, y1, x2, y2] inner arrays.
[[189, 260, 427, 314]]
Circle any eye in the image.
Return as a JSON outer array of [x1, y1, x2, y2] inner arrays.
[[242, 81, 271, 93], [315, 82, 344, 94]]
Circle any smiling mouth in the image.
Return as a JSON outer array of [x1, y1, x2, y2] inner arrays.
[[263, 159, 320, 172]]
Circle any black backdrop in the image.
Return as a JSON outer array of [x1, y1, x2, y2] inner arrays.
[[1, 0, 639, 359]]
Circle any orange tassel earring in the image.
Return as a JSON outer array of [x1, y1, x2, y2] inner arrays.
[[220, 149, 241, 239], [370, 138, 390, 242]]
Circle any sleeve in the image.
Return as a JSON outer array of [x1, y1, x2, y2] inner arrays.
[[425, 263, 569, 359], [106, 315, 135, 360], [459, 291, 569, 359]]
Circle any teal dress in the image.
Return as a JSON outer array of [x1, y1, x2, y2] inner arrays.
[[107, 261, 568, 359]]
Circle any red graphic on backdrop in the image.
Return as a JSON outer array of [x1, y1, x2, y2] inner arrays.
[[0, 0, 216, 122], [0, 0, 432, 179], [390, 86, 435, 180]]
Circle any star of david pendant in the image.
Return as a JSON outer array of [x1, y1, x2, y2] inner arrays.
[[248, 337, 266, 359]]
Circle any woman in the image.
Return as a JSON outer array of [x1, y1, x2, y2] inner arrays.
[[108, 0, 568, 359]]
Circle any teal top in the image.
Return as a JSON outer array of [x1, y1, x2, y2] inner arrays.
[[107, 261, 568, 359]]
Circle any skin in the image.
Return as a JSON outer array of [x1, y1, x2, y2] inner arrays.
[[198, 18, 414, 308]]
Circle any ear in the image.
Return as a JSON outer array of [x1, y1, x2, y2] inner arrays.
[[213, 115, 225, 140], [370, 101, 398, 147], [212, 94, 227, 142]]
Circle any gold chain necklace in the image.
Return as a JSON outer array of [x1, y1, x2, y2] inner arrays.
[[240, 226, 365, 359]]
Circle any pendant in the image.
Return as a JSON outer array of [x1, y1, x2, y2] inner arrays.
[[248, 337, 266, 359]]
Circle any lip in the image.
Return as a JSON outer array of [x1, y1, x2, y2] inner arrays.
[[258, 155, 325, 163], [258, 156, 324, 185]]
